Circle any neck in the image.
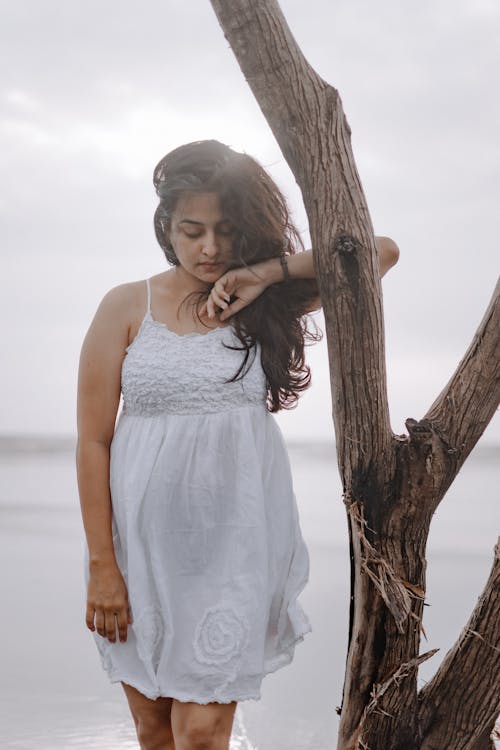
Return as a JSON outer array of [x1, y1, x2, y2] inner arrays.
[[172, 265, 211, 296]]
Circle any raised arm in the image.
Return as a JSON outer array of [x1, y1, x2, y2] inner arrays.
[[294, 235, 400, 312], [206, 235, 400, 319]]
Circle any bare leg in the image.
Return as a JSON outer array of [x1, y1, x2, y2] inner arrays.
[[121, 681, 175, 750], [171, 698, 237, 750]]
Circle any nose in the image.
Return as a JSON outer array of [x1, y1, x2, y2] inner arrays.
[[201, 231, 218, 258]]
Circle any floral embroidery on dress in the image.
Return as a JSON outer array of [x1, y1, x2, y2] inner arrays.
[[193, 606, 250, 666]]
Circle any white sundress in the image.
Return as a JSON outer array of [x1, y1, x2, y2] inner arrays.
[[83, 277, 312, 703]]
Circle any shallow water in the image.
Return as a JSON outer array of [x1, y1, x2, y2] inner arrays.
[[0, 438, 498, 748], [1, 698, 255, 749]]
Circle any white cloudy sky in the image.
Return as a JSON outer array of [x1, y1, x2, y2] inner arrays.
[[1, 0, 498, 443]]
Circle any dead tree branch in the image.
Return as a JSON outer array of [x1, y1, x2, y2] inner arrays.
[[418, 539, 500, 750], [425, 277, 500, 501]]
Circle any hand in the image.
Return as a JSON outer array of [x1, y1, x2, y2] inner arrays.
[[201, 264, 271, 321], [86, 562, 132, 644]]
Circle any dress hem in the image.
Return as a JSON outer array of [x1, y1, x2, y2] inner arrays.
[[105, 625, 312, 703]]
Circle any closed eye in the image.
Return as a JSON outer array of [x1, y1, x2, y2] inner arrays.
[[183, 227, 234, 239]]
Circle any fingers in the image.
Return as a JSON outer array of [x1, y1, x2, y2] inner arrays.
[[207, 288, 230, 319], [86, 603, 96, 632], [219, 297, 248, 321], [206, 296, 216, 318], [204, 267, 264, 320], [86, 598, 131, 643], [116, 608, 130, 643], [94, 606, 105, 638], [90, 606, 129, 643], [105, 611, 119, 643], [86, 570, 132, 644], [208, 290, 230, 319]]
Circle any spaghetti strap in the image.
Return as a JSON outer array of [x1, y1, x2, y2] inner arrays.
[[145, 278, 152, 317]]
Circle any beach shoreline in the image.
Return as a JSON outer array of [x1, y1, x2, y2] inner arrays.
[[0, 437, 498, 748]]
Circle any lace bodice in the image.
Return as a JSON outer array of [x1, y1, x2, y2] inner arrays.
[[121, 279, 268, 416]]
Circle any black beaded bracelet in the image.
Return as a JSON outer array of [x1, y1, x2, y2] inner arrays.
[[279, 254, 291, 282]]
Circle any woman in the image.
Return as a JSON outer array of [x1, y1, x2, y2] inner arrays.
[[76, 139, 399, 750]]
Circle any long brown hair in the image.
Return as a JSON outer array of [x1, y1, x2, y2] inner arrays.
[[153, 140, 322, 412]]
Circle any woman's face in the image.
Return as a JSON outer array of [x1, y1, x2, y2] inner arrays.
[[168, 191, 235, 283]]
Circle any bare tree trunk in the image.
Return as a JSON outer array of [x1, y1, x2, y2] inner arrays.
[[469, 725, 496, 750], [207, 1, 500, 748]]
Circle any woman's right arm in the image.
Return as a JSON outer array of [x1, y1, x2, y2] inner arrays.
[[76, 283, 133, 644], [205, 237, 400, 320]]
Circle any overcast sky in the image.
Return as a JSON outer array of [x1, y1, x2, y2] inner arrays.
[[1, 0, 498, 444]]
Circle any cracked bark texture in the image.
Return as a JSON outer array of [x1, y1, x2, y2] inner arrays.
[[208, 1, 500, 748]]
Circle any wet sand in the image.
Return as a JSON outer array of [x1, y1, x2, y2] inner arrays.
[[0, 441, 498, 748]]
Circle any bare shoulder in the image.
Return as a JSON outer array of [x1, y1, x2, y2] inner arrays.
[[82, 279, 148, 352], [97, 279, 146, 316], [77, 280, 148, 443]]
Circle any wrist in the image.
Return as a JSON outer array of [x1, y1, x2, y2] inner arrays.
[[279, 254, 291, 282], [253, 256, 287, 286], [89, 551, 118, 569]]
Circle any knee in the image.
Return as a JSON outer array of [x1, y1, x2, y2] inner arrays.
[[136, 714, 174, 750], [175, 717, 227, 750]]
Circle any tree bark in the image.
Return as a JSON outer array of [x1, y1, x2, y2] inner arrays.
[[208, 1, 500, 748], [424, 277, 500, 503], [418, 539, 500, 750]]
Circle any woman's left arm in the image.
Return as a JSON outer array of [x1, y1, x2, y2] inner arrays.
[[206, 235, 400, 320]]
